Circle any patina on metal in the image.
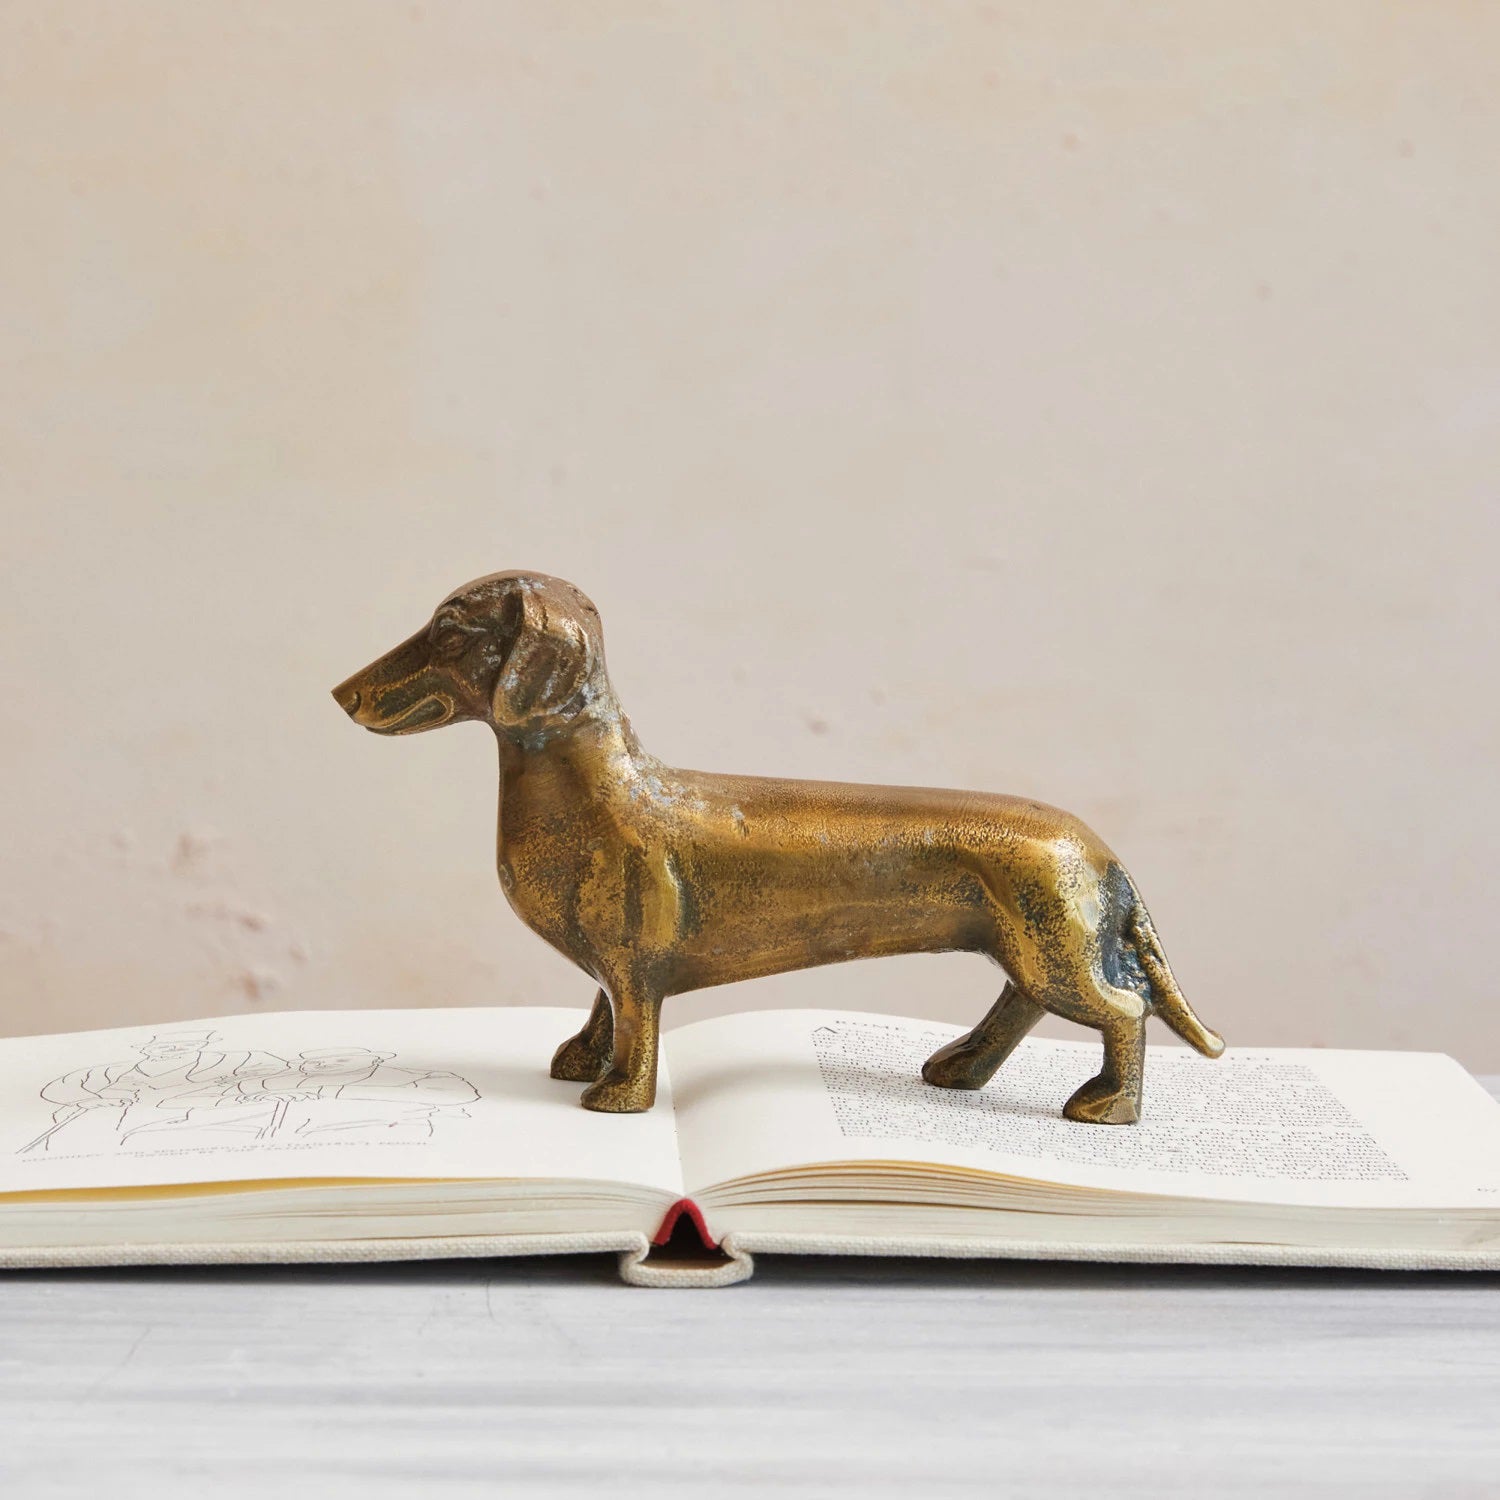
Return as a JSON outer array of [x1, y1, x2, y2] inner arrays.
[[334, 571, 1224, 1121]]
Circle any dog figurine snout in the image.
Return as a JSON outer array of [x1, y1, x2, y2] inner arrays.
[[336, 569, 1224, 1121]]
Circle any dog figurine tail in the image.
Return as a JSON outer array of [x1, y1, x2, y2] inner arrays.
[[1129, 904, 1225, 1058]]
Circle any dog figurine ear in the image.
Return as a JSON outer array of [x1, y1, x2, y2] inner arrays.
[[490, 582, 592, 727]]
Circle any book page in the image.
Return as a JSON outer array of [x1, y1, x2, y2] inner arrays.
[[0, 1007, 683, 1199], [666, 1010, 1500, 1208]]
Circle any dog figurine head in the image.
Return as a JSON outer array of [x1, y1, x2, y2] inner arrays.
[[333, 571, 612, 742]]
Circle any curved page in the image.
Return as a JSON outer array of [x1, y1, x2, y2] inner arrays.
[[665, 1009, 1500, 1211], [0, 1007, 683, 1199]]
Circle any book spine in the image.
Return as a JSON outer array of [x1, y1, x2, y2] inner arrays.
[[615, 1199, 756, 1287], [650, 1197, 716, 1250]]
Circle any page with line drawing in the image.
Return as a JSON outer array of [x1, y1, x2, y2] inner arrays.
[[665, 1010, 1500, 1209], [0, 1007, 683, 1198]]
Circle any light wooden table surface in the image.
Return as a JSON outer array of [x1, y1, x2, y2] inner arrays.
[[3, 1085, 1498, 1499]]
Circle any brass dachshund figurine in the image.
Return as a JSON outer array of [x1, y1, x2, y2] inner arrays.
[[334, 571, 1224, 1122]]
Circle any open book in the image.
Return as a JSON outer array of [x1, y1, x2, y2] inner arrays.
[[2, 1006, 1497, 1285]]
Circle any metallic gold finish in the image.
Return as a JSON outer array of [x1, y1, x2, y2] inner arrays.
[[334, 571, 1224, 1121]]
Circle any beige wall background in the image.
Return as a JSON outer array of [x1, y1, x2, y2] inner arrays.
[[2, 3, 1497, 1067]]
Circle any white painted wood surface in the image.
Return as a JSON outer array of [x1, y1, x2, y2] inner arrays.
[[3, 1084, 1498, 1499]]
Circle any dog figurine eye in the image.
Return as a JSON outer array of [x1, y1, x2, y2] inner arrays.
[[432, 625, 469, 659]]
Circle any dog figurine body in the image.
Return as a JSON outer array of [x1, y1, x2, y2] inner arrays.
[[334, 571, 1223, 1121]]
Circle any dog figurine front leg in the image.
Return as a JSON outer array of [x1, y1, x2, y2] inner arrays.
[[579, 976, 663, 1113], [550, 989, 614, 1083]]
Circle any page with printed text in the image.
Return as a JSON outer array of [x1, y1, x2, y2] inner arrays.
[[665, 1010, 1500, 1210]]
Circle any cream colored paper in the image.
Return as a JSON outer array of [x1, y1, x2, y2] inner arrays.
[[0, 1007, 683, 1199], [665, 1010, 1500, 1210]]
